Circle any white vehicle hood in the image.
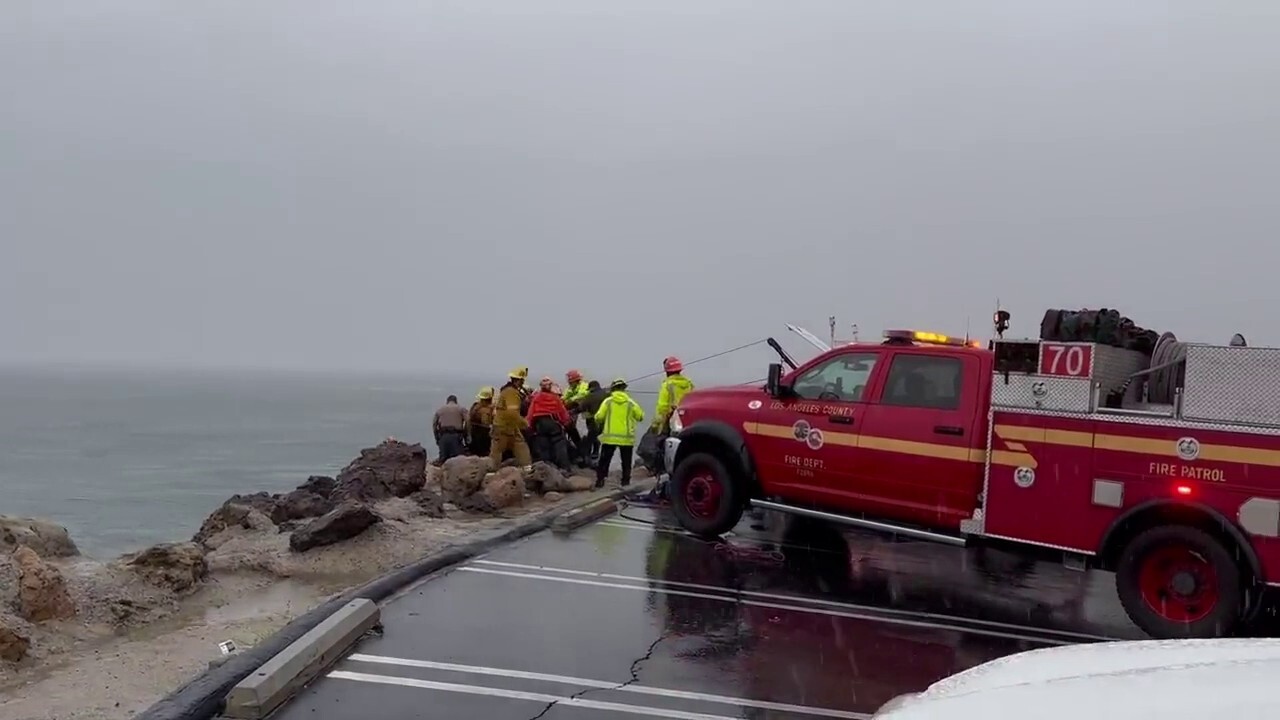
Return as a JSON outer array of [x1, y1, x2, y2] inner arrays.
[[879, 639, 1280, 719]]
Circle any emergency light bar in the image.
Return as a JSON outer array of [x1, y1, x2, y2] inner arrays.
[[883, 329, 981, 348]]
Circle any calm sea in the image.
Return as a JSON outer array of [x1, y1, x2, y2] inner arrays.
[[0, 366, 491, 558]]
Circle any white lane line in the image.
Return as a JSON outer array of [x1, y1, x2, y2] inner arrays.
[[471, 559, 1114, 643], [329, 671, 745, 720], [346, 654, 869, 719], [458, 567, 1073, 645]]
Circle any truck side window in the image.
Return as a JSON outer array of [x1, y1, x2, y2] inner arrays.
[[790, 353, 878, 403], [881, 355, 962, 410]]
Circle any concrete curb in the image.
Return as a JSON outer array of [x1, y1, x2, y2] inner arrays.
[[223, 599, 380, 719], [132, 483, 649, 720]]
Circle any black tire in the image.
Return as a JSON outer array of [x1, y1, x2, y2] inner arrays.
[[669, 451, 745, 538], [1115, 525, 1244, 639]]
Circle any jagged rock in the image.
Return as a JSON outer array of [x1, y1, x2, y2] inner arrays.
[[441, 456, 490, 502], [565, 474, 596, 492], [524, 462, 566, 493], [0, 516, 79, 558], [409, 488, 446, 518], [271, 489, 333, 523], [289, 503, 380, 552], [331, 440, 427, 502], [424, 465, 443, 491], [298, 475, 336, 497], [194, 494, 278, 546], [481, 467, 524, 509], [242, 509, 275, 532], [0, 615, 30, 662], [544, 491, 564, 502], [14, 546, 76, 622], [454, 493, 498, 515], [126, 542, 209, 593]]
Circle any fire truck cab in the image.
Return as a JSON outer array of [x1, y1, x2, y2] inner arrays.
[[664, 312, 1280, 639]]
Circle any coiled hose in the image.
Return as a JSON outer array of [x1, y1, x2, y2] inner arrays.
[[1122, 332, 1186, 405]]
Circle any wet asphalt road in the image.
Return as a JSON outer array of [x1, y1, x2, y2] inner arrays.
[[273, 506, 1146, 720]]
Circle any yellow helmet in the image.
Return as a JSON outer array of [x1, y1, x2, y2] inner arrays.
[[476, 386, 494, 400], [508, 366, 529, 380]]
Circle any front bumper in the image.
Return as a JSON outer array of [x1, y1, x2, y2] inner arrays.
[[663, 436, 681, 474]]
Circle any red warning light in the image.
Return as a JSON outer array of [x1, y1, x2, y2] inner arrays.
[[1175, 484, 1193, 496]]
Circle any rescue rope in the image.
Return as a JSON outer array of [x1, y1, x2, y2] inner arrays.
[[617, 508, 786, 565], [625, 339, 771, 394]]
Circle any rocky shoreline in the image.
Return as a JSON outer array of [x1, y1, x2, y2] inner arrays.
[[0, 439, 616, 719]]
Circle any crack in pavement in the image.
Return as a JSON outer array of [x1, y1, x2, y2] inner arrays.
[[522, 631, 676, 720]]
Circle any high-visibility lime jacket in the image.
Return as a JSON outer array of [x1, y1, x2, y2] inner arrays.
[[561, 380, 590, 408], [654, 373, 694, 431], [594, 391, 644, 446]]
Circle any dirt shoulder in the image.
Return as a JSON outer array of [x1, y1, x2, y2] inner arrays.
[[0, 442, 627, 720]]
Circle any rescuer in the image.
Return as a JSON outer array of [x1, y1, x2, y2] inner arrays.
[[593, 378, 645, 489], [561, 369, 591, 465], [639, 356, 694, 500], [432, 395, 469, 463], [653, 356, 694, 434], [578, 380, 607, 463], [526, 376, 573, 472], [468, 387, 494, 458], [491, 368, 532, 468]]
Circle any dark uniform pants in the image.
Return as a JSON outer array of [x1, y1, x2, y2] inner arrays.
[[437, 429, 465, 462], [596, 444, 634, 488], [469, 426, 491, 457], [532, 416, 571, 471]]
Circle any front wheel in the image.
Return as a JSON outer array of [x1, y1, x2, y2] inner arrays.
[[669, 452, 745, 538], [1115, 525, 1244, 639]]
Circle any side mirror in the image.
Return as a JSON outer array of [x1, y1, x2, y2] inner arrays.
[[766, 363, 784, 398]]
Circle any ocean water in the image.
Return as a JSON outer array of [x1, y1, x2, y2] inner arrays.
[[0, 366, 487, 558]]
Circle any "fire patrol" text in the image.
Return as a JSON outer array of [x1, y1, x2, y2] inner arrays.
[[770, 401, 854, 417], [1149, 462, 1227, 482]]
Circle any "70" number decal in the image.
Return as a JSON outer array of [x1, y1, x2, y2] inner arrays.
[[1040, 343, 1093, 378]]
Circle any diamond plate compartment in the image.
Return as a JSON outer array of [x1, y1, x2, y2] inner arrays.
[[990, 374, 1093, 413], [1183, 344, 1280, 427], [1093, 344, 1147, 402]]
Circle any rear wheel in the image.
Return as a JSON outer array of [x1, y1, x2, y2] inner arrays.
[[1115, 525, 1243, 638], [670, 452, 744, 538]]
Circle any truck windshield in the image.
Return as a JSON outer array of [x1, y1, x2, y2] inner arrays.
[[791, 352, 878, 402]]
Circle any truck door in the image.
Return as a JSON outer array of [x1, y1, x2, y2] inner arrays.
[[751, 350, 881, 506], [856, 351, 984, 529]]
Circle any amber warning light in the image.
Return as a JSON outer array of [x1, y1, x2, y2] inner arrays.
[[883, 329, 982, 348]]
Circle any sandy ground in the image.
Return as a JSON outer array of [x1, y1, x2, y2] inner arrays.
[[0, 489, 616, 720]]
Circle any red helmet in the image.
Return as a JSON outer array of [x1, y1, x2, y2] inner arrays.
[[566, 369, 583, 383], [663, 356, 683, 373]]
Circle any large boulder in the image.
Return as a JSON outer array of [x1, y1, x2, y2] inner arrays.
[[289, 503, 380, 552], [480, 468, 525, 510], [564, 474, 596, 492], [0, 614, 30, 662], [0, 516, 79, 558], [126, 542, 209, 593], [13, 546, 76, 622], [193, 494, 278, 546], [441, 456, 489, 503], [524, 462, 566, 493], [272, 489, 334, 523], [409, 488, 446, 518], [331, 440, 427, 502]]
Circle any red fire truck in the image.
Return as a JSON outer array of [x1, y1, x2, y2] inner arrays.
[[663, 310, 1280, 639]]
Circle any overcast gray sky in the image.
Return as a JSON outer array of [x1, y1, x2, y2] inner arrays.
[[3, 1, 1278, 380]]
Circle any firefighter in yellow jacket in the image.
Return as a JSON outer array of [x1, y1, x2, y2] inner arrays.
[[490, 367, 532, 468], [593, 378, 644, 489]]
